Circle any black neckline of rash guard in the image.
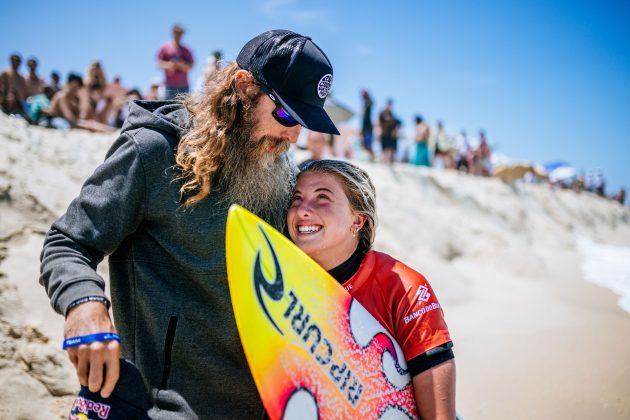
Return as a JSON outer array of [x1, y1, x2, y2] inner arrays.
[[328, 244, 366, 285]]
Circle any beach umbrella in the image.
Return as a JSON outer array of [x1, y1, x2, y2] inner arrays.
[[543, 161, 571, 174], [548, 166, 577, 183], [324, 96, 354, 124]]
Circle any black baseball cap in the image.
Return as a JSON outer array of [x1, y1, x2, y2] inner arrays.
[[68, 359, 151, 419], [237, 29, 340, 135]]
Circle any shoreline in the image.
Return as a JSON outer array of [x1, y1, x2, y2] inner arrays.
[[449, 247, 630, 419]]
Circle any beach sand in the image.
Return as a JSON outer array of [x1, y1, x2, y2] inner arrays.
[[1, 113, 629, 419]]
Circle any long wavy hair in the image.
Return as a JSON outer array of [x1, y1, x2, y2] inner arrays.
[[176, 63, 259, 207]]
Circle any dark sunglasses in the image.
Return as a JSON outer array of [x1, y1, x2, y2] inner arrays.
[[258, 83, 300, 127]]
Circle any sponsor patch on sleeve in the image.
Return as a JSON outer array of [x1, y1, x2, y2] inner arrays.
[[403, 284, 440, 324]]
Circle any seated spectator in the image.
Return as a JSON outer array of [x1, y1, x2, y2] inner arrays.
[[50, 71, 61, 94], [1, 89, 31, 122], [0, 54, 28, 106], [28, 85, 55, 125], [144, 82, 160, 100], [104, 75, 127, 99], [84, 59, 107, 89], [48, 73, 83, 128], [112, 88, 142, 127], [48, 73, 114, 132], [79, 82, 112, 123], [25, 57, 44, 98], [101, 76, 128, 123]]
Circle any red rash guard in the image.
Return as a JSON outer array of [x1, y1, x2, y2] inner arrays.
[[339, 250, 453, 375]]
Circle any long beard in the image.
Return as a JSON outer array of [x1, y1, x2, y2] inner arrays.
[[218, 122, 296, 232]]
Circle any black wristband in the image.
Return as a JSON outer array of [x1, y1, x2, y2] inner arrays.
[[67, 296, 111, 311]]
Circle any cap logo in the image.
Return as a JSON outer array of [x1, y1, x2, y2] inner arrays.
[[317, 74, 333, 99]]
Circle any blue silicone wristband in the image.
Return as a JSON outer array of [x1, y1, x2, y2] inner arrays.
[[62, 332, 121, 349]]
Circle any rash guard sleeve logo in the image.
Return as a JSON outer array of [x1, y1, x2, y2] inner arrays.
[[253, 225, 285, 335], [416, 284, 431, 303]]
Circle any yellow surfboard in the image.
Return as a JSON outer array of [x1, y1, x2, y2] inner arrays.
[[226, 204, 418, 419]]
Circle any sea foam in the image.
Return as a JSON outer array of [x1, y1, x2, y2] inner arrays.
[[577, 236, 630, 314]]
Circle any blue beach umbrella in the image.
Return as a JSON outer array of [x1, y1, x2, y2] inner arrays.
[[543, 161, 571, 174]]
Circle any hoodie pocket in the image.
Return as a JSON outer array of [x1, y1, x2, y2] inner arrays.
[[159, 316, 178, 389]]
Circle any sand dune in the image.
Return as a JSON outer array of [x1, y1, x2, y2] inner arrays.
[[1, 112, 629, 419]]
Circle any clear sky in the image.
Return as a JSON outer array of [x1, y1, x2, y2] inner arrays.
[[2, 0, 629, 193]]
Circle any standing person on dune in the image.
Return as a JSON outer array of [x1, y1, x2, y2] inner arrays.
[[360, 89, 375, 162], [412, 115, 431, 167], [40, 29, 339, 418], [157, 24, 195, 100], [379, 99, 400, 164]]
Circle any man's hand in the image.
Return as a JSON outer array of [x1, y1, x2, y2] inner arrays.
[[64, 301, 120, 398], [173, 61, 191, 72]]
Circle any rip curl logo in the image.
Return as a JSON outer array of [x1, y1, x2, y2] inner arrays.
[[416, 285, 431, 303], [317, 74, 333, 99], [253, 225, 285, 335]]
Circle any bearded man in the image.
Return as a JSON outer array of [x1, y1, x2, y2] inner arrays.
[[40, 30, 339, 419]]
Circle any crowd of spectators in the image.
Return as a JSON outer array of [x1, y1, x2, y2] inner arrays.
[[307, 88, 625, 205], [0, 24, 202, 133], [357, 89, 495, 178], [0, 53, 150, 133], [0, 42, 624, 205]]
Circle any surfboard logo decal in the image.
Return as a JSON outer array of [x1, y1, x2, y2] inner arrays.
[[253, 225, 285, 335]]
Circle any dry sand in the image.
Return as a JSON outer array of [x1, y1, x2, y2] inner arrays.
[[1, 112, 629, 419]]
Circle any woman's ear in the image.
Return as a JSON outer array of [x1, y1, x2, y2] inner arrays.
[[234, 70, 259, 103], [353, 213, 366, 232]]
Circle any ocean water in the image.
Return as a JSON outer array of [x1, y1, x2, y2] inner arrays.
[[577, 236, 630, 314]]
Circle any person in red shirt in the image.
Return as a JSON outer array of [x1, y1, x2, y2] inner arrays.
[[287, 159, 456, 419], [156, 24, 194, 99]]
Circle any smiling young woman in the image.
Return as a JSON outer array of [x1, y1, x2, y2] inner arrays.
[[287, 160, 457, 419], [287, 170, 364, 270]]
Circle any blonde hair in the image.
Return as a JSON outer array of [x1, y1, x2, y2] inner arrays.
[[299, 160, 377, 250], [176, 63, 260, 206]]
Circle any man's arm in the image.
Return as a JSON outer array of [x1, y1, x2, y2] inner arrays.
[[156, 45, 174, 70], [40, 132, 146, 396], [177, 48, 194, 72], [158, 59, 175, 70], [64, 301, 120, 398], [174, 61, 192, 72]]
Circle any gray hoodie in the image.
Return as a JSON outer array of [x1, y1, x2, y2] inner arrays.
[[40, 100, 265, 419]]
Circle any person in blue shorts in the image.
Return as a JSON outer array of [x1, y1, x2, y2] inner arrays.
[[360, 89, 375, 161]]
